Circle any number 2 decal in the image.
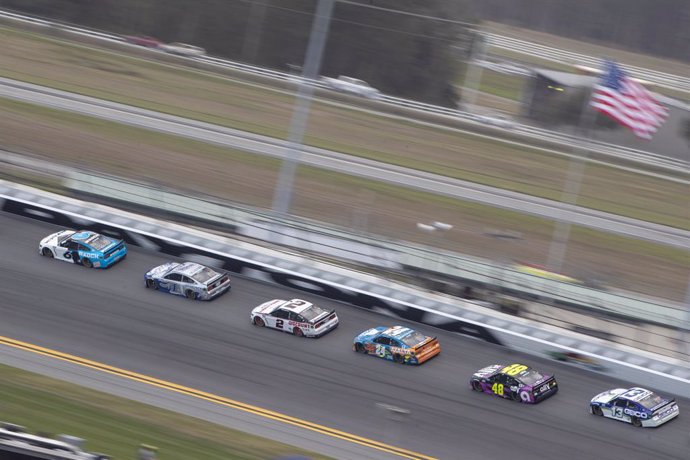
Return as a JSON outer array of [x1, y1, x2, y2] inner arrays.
[[492, 383, 504, 396], [276, 319, 284, 329]]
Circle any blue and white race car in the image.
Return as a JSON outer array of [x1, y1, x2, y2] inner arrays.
[[39, 229, 127, 268], [144, 261, 231, 300], [353, 326, 441, 365], [590, 387, 679, 427]]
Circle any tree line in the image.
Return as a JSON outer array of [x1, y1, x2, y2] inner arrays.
[[0, 0, 476, 107], [470, 0, 689, 62]]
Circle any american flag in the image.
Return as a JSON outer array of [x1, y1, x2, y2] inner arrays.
[[590, 60, 668, 139]]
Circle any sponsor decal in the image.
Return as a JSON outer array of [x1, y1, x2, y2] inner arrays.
[[4, 199, 503, 345]]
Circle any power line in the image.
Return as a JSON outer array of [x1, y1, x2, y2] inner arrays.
[[336, 0, 477, 27]]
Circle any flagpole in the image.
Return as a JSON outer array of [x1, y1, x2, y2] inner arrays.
[[545, 88, 597, 274]]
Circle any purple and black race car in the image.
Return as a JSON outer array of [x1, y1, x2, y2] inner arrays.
[[470, 363, 558, 403]]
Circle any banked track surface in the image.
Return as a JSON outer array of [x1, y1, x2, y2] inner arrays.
[[1, 213, 688, 460]]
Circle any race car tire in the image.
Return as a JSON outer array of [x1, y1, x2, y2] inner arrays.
[[631, 417, 642, 427], [41, 248, 53, 258], [471, 380, 483, 392], [354, 343, 366, 353], [185, 290, 196, 300], [145, 279, 156, 289], [591, 406, 603, 416], [253, 317, 265, 327], [393, 354, 404, 364], [509, 391, 521, 402], [293, 327, 304, 337], [82, 258, 93, 268]]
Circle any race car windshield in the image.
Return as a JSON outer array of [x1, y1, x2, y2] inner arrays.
[[192, 267, 219, 284], [400, 331, 428, 347], [638, 393, 665, 409], [84, 234, 113, 250], [516, 369, 545, 385], [301, 305, 328, 321]]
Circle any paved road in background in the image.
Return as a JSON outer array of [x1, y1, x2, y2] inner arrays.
[[2, 213, 688, 460], [1, 79, 688, 250]]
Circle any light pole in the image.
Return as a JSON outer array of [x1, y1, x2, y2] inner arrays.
[[272, 0, 336, 216], [416, 221, 453, 274]]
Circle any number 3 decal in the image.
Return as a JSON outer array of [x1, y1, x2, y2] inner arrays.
[[613, 407, 624, 418]]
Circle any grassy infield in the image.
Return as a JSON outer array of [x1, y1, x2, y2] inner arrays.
[[0, 23, 688, 458], [0, 365, 329, 459]]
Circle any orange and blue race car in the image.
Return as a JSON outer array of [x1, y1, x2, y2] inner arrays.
[[353, 325, 440, 365]]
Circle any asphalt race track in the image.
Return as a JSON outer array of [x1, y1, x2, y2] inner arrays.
[[1, 212, 689, 460]]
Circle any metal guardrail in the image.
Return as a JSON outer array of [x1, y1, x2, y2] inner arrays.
[[486, 33, 690, 93], [1, 8, 688, 173]]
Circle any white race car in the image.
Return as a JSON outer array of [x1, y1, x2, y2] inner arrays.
[[145, 261, 231, 300], [590, 387, 679, 427], [251, 298, 339, 338]]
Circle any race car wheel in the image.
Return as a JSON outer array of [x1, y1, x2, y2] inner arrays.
[[293, 327, 304, 337], [471, 380, 483, 392], [185, 290, 196, 300], [82, 258, 93, 268], [591, 406, 603, 416], [393, 354, 404, 364], [253, 317, 265, 327], [354, 343, 366, 354], [631, 417, 642, 427], [145, 279, 156, 289], [509, 391, 521, 402], [41, 248, 53, 258]]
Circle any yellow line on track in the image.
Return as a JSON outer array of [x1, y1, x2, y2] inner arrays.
[[1, 336, 437, 460]]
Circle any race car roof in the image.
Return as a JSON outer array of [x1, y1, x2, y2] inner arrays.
[[279, 299, 315, 313], [70, 230, 96, 241], [382, 325, 414, 338], [175, 262, 206, 276], [620, 387, 654, 401]]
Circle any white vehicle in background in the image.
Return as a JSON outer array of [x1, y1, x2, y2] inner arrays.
[[251, 298, 339, 337], [475, 113, 516, 129], [160, 42, 205, 57], [320, 75, 381, 99]]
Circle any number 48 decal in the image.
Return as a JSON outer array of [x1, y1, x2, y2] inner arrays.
[[501, 364, 528, 376], [492, 383, 504, 396]]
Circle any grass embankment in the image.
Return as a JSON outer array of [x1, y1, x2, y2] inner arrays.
[[0, 364, 329, 460], [1, 25, 688, 230]]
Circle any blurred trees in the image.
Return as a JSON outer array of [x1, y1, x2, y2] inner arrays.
[[0, 0, 476, 106], [469, 0, 689, 62]]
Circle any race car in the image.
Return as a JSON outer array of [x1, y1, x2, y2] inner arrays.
[[144, 261, 231, 300], [590, 387, 679, 427], [353, 325, 440, 365], [470, 363, 558, 403], [39, 229, 127, 269], [251, 298, 338, 337]]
